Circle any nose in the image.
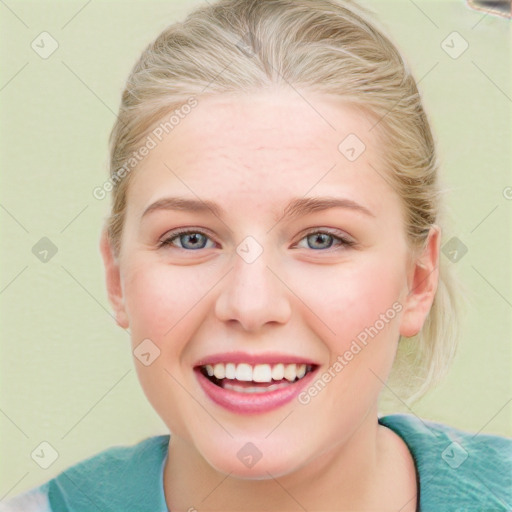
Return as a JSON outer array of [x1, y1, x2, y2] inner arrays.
[[214, 246, 292, 332]]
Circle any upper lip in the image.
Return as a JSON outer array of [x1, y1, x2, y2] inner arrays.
[[193, 351, 320, 368]]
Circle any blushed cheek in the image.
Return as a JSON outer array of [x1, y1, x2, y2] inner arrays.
[[125, 261, 218, 351], [122, 263, 204, 346], [335, 273, 403, 383], [121, 263, 204, 435], [313, 283, 402, 414], [308, 264, 403, 350]]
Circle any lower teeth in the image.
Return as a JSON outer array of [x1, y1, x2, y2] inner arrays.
[[200, 367, 314, 393], [222, 381, 293, 393]]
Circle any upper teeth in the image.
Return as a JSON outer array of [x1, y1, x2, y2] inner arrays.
[[204, 363, 308, 383]]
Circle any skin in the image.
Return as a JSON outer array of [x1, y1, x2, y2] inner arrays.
[[101, 87, 440, 511]]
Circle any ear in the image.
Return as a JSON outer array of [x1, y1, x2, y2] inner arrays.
[[399, 226, 441, 338], [99, 228, 129, 329]]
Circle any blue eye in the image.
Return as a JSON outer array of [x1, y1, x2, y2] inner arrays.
[[159, 230, 215, 250], [159, 229, 354, 251], [297, 230, 355, 250]]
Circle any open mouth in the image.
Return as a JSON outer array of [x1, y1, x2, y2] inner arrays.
[[198, 362, 317, 394]]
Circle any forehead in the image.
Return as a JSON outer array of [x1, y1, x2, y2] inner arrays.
[[127, 88, 391, 211], [172, 89, 377, 160]]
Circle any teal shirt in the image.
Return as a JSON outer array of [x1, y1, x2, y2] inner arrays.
[[2, 414, 511, 511]]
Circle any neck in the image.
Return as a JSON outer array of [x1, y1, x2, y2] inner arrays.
[[162, 410, 416, 511]]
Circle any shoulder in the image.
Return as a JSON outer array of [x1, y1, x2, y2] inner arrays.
[[379, 413, 512, 510], [1, 435, 170, 512], [0, 484, 52, 512]]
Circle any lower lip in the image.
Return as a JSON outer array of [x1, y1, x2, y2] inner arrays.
[[195, 368, 317, 414]]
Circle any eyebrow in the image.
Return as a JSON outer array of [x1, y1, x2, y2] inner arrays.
[[141, 196, 375, 221]]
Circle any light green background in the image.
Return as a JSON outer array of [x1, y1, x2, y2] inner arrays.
[[1, 0, 511, 499]]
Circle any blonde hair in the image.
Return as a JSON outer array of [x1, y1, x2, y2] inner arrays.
[[107, 0, 459, 401]]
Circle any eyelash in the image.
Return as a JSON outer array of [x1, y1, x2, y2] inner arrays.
[[158, 228, 356, 252]]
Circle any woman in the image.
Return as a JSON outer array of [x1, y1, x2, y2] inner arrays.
[[4, 0, 510, 510]]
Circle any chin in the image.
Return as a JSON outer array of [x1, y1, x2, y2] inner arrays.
[[197, 435, 313, 481]]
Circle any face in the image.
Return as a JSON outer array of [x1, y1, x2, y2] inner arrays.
[[101, 89, 439, 479]]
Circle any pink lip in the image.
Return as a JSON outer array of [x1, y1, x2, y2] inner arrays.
[[195, 366, 318, 414], [193, 351, 319, 367]]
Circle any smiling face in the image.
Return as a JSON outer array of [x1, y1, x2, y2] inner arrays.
[[101, 88, 439, 479]]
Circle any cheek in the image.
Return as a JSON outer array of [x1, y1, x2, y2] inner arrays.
[[122, 258, 214, 346], [120, 259, 214, 438], [302, 260, 405, 344], [293, 257, 407, 405]]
